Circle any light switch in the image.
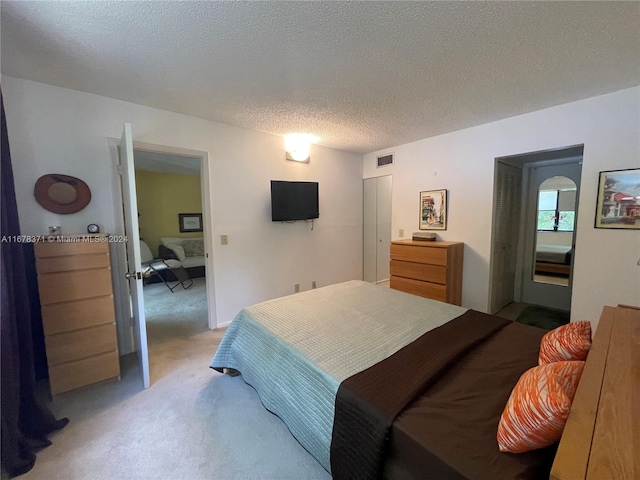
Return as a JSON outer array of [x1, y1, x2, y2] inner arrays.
[[221, 234, 228, 245], [399, 229, 404, 237]]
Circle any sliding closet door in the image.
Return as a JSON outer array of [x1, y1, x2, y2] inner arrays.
[[376, 175, 392, 282], [363, 178, 377, 282], [363, 175, 392, 283]]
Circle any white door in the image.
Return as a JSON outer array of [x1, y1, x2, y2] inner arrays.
[[521, 162, 581, 310], [376, 175, 392, 282], [490, 162, 522, 313], [119, 123, 150, 388], [363, 175, 392, 283], [363, 178, 377, 283]]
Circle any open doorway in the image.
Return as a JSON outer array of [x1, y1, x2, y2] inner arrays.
[[132, 149, 209, 381], [489, 145, 583, 318], [110, 128, 216, 389]]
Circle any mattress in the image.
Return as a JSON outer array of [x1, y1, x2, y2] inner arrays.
[[210, 280, 467, 471], [535, 244, 572, 264]]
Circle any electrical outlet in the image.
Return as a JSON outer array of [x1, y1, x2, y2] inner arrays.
[[221, 234, 228, 245], [399, 229, 404, 237], [312, 281, 317, 289], [294, 284, 300, 293]]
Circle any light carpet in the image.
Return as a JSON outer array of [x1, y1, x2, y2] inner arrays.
[[21, 278, 330, 480]]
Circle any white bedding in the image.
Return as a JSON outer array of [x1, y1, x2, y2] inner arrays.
[[536, 244, 572, 264], [210, 280, 467, 471]]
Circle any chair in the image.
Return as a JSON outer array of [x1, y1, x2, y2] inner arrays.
[[140, 240, 193, 292]]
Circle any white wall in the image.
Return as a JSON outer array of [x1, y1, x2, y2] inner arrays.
[[3, 77, 363, 333], [364, 87, 640, 329]]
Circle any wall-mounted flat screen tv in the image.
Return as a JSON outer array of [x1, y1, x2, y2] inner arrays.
[[271, 180, 319, 221]]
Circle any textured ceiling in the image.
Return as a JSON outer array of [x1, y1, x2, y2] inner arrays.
[[2, 1, 639, 154]]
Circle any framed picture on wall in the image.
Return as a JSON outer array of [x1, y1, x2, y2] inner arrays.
[[419, 189, 447, 230], [179, 213, 203, 232], [594, 168, 640, 229]]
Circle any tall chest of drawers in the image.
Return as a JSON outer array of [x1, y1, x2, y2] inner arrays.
[[390, 240, 464, 305], [34, 235, 120, 396]]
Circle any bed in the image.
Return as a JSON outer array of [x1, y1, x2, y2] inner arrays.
[[210, 281, 638, 479], [535, 244, 572, 276]]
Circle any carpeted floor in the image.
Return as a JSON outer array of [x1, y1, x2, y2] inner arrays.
[[516, 304, 570, 330], [143, 277, 210, 384], [23, 278, 330, 480]]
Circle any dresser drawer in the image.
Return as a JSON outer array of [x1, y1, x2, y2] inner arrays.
[[390, 244, 448, 266], [41, 296, 115, 335], [36, 253, 110, 274], [35, 239, 108, 257], [45, 323, 118, 365], [390, 276, 447, 302], [38, 268, 113, 305], [390, 260, 447, 284], [48, 350, 120, 396]]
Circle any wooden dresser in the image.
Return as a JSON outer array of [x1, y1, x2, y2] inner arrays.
[[551, 304, 639, 480], [390, 240, 464, 305], [34, 234, 120, 396]]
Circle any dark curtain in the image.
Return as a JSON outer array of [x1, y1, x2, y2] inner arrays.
[[1, 89, 68, 477]]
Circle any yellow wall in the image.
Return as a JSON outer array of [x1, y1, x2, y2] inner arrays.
[[135, 170, 203, 256]]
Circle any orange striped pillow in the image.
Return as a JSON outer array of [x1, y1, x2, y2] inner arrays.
[[497, 360, 584, 453], [538, 321, 592, 364]]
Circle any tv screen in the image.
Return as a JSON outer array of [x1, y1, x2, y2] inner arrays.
[[271, 181, 319, 221]]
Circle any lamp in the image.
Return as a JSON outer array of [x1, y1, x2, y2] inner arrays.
[[285, 133, 315, 163]]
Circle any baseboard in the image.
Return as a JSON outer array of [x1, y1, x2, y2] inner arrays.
[[216, 320, 232, 329]]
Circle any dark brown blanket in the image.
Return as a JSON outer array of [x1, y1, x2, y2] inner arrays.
[[330, 310, 510, 480], [384, 320, 555, 480]]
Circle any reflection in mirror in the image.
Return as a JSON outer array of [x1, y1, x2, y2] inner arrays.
[[534, 176, 577, 286]]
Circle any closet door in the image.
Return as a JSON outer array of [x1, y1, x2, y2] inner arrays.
[[490, 162, 522, 313], [376, 175, 392, 282], [363, 175, 392, 283], [363, 178, 377, 283]]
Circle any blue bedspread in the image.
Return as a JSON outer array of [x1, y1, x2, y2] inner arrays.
[[210, 280, 467, 471]]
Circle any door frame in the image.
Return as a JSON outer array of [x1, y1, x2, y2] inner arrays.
[[107, 137, 217, 356], [488, 145, 584, 313]]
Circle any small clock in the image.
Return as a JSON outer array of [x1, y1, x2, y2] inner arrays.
[[87, 223, 100, 234]]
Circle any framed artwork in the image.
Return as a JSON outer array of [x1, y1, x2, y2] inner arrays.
[[179, 213, 203, 232], [595, 168, 640, 229], [419, 189, 447, 230]]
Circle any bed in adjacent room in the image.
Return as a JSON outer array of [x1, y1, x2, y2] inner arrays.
[[535, 244, 572, 275], [210, 280, 637, 479]]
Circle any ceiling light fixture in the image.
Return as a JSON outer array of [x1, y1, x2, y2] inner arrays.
[[285, 133, 316, 163]]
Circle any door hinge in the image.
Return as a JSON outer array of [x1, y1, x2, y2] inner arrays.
[[117, 165, 124, 175]]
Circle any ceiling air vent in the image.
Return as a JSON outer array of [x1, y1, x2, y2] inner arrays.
[[377, 153, 394, 167]]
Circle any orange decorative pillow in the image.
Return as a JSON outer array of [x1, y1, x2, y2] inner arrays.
[[497, 360, 584, 453], [538, 321, 592, 364]]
